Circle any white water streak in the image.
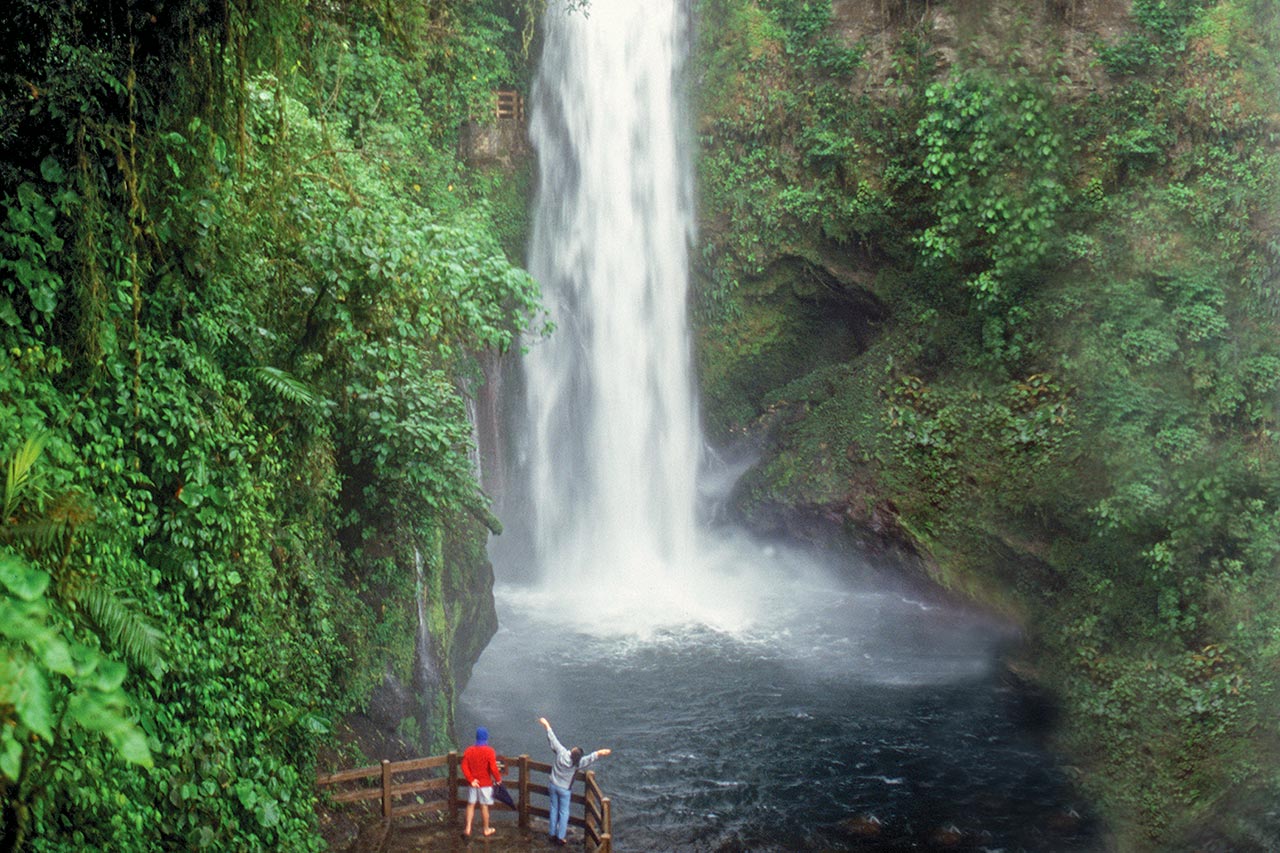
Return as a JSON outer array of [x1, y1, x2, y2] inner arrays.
[[521, 0, 716, 630]]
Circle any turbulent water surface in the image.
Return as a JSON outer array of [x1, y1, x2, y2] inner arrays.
[[459, 558, 1098, 852]]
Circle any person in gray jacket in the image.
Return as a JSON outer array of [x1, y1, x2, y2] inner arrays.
[[538, 716, 612, 846]]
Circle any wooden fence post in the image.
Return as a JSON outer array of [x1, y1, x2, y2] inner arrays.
[[601, 798, 612, 853], [518, 754, 530, 830], [584, 770, 597, 846], [380, 759, 392, 819], [447, 751, 459, 824]]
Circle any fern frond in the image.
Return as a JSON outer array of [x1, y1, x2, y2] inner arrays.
[[5, 434, 48, 520], [250, 366, 330, 409], [0, 518, 71, 553], [78, 585, 165, 673], [0, 493, 92, 557], [46, 491, 95, 529]]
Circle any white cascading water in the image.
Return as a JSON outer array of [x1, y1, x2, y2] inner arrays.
[[518, 0, 757, 633]]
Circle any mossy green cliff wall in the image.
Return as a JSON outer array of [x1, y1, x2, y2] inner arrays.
[[690, 1, 1280, 849]]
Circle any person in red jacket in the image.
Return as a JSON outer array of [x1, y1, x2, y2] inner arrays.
[[461, 726, 502, 837]]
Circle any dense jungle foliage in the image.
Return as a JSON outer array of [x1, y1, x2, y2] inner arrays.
[[3, 0, 1278, 850], [692, 0, 1280, 849], [0, 0, 544, 849]]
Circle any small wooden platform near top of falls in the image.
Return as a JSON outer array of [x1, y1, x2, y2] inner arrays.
[[317, 751, 613, 852]]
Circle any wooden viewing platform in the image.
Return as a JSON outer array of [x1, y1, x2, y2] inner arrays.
[[317, 752, 613, 852], [493, 89, 525, 122]]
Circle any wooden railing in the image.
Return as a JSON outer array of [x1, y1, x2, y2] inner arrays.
[[494, 89, 524, 122], [317, 751, 612, 852]]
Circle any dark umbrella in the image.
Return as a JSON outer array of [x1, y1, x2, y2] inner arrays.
[[492, 782, 516, 809]]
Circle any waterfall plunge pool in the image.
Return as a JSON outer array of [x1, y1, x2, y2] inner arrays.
[[459, 543, 1099, 852]]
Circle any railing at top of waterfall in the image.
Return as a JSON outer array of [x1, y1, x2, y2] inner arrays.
[[494, 90, 525, 122], [316, 751, 613, 851]]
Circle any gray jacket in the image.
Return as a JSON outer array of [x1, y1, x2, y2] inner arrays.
[[546, 726, 601, 790]]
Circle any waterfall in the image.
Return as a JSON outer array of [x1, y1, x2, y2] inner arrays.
[[412, 544, 445, 751], [462, 381, 483, 481], [511, 0, 763, 632]]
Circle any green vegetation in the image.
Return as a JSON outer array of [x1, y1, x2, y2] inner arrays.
[[3, 0, 1275, 848], [1, 0, 538, 849], [694, 0, 1280, 848]]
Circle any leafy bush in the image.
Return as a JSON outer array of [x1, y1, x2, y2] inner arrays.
[[1, 0, 537, 849]]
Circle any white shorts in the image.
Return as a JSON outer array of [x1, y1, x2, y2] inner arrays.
[[467, 785, 494, 806]]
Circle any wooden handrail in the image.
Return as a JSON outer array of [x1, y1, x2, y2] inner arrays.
[[494, 89, 524, 122], [583, 770, 612, 853], [317, 750, 612, 849], [315, 764, 381, 786]]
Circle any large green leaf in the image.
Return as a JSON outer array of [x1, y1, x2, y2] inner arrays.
[[67, 690, 153, 767], [0, 729, 22, 781], [0, 553, 49, 601], [67, 690, 116, 733], [69, 641, 101, 678], [0, 654, 54, 741], [257, 799, 281, 828], [3, 435, 47, 520], [39, 635, 75, 677], [108, 726, 154, 768], [0, 597, 51, 644], [87, 658, 128, 693]]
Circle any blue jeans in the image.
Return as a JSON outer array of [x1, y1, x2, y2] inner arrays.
[[548, 782, 571, 839]]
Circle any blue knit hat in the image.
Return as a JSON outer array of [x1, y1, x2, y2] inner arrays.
[[476, 726, 489, 745]]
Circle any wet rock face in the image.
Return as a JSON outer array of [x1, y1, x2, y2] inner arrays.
[[831, 0, 1134, 93], [828, 0, 1136, 43], [337, 511, 498, 761], [732, 466, 917, 566], [460, 116, 528, 171], [366, 663, 414, 734], [443, 517, 500, 698]]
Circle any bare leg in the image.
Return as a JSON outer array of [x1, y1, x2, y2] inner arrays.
[[464, 800, 476, 835], [481, 804, 495, 836]]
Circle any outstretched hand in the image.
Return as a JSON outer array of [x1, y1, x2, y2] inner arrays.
[[538, 717, 550, 729], [598, 748, 612, 756]]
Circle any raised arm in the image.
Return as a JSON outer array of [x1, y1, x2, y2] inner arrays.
[[577, 747, 612, 770], [539, 717, 567, 756]]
